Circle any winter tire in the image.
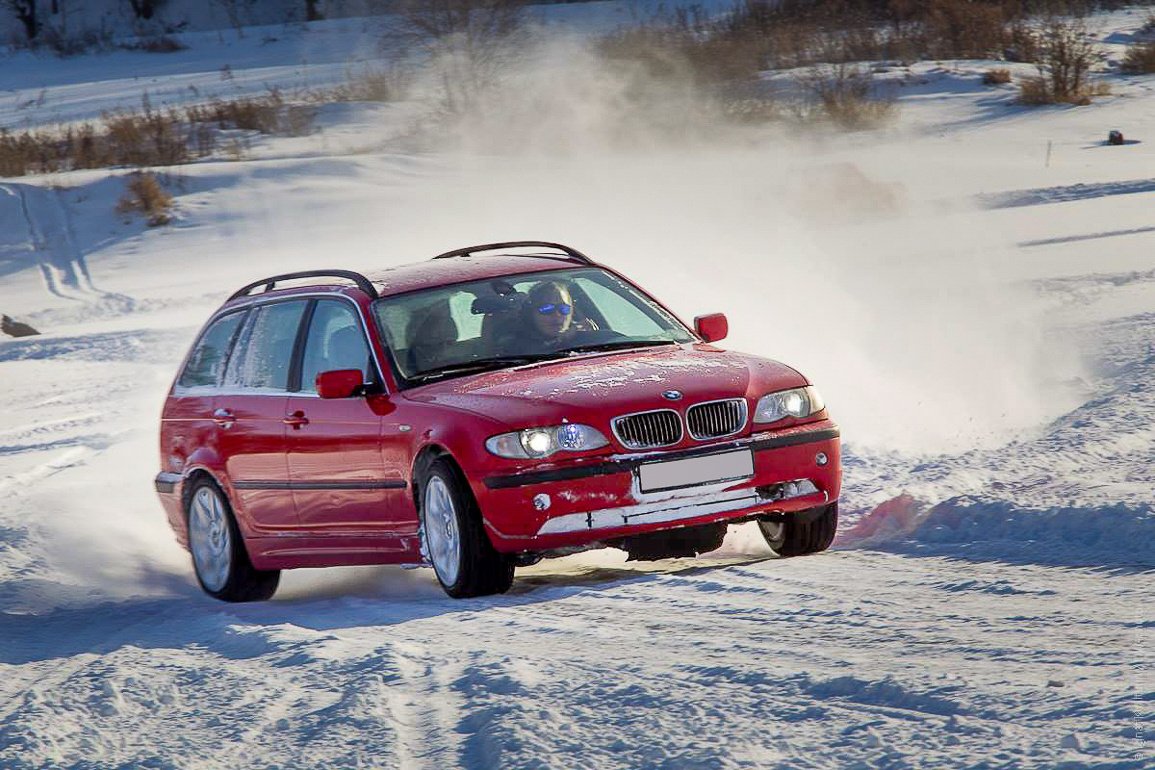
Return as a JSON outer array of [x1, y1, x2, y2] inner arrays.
[[419, 457, 514, 599], [186, 478, 280, 602], [759, 503, 838, 557]]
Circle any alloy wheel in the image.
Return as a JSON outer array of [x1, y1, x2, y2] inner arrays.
[[189, 485, 233, 592], [423, 475, 462, 587]]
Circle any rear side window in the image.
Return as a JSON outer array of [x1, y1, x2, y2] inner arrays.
[[225, 300, 308, 391], [177, 312, 245, 389], [299, 300, 372, 393]]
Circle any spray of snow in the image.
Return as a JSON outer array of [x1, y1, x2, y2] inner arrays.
[[0, 23, 1091, 603], [343, 33, 1083, 453]]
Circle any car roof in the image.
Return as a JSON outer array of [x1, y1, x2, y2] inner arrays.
[[223, 244, 603, 307], [365, 254, 584, 298]]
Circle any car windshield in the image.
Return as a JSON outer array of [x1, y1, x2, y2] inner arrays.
[[372, 267, 697, 385]]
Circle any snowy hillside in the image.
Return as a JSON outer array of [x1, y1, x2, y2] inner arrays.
[[1, 4, 1153, 769]]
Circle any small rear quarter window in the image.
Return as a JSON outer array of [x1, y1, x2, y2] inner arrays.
[[178, 312, 245, 389]]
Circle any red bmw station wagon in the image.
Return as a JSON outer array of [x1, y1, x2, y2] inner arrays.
[[156, 242, 841, 600]]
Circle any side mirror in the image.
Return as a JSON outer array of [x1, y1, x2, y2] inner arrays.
[[316, 369, 364, 399], [694, 313, 728, 343]]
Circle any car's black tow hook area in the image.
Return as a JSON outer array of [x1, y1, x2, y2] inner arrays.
[[757, 502, 837, 524]]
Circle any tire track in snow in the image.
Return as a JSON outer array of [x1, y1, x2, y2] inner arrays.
[[0, 551, 1148, 769], [0, 446, 99, 497], [374, 641, 468, 770], [0, 183, 94, 300]]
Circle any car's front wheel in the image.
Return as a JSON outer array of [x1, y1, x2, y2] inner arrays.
[[758, 503, 838, 557], [186, 478, 280, 602], [419, 457, 514, 598]]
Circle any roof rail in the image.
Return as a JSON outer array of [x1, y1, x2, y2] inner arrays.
[[228, 270, 378, 301], [431, 241, 594, 265]]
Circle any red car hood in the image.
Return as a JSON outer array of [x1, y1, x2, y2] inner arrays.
[[403, 344, 807, 428]]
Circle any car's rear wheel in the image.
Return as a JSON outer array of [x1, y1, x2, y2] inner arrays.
[[419, 457, 514, 599], [758, 503, 838, 557], [186, 478, 280, 602]]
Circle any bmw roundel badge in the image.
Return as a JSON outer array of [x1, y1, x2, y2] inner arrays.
[[662, 390, 683, 401]]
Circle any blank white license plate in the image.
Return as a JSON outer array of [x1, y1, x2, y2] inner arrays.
[[638, 449, 754, 493]]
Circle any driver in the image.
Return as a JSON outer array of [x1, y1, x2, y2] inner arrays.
[[523, 280, 596, 349]]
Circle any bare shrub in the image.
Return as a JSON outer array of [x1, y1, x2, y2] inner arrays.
[[38, 24, 114, 56], [3, 0, 40, 42], [212, 0, 256, 37], [983, 68, 1012, 85], [116, 171, 173, 226], [393, 0, 524, 44], [801, 64, 898, 130], [1019, 15, 1103, 105], [387, 0, 528, 115], [1121, 41, 1155, 74], [597, 24, 763, 86], [1018, 74, 1053, 103], [921, 0, 1011, 59], [126, 0, 169, 21], [1005, 18, 1042, 63], [125, 34, 187, 53], [592, 0, 1056, 85]]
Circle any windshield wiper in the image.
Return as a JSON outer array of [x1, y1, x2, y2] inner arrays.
[[408, 355, 555, 383], [557, 339, 678, 356], [409, 342, 679, 383]]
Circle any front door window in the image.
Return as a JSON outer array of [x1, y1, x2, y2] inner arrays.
[[299, 300, 372, 393]]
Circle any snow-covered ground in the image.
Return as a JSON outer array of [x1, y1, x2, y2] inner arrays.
[[1, 6, 1152, 769]]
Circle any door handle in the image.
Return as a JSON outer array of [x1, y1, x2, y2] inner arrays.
[[283, 410, 309, 429], [212, 408, 236, 429]]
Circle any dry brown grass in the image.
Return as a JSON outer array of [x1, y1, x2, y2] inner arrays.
[[0, 90, 330, 177], [0, 60, 416, 178], [802, 64, 898, 130], [116, 171, 174, 226], [1018, 75, 1056, 103], [983, 68, 1013, 85], [104, 108, 191, 166], [313, 69, 409, 103], [183, 90, 315, 136], [1019, 74, 1110, 105]]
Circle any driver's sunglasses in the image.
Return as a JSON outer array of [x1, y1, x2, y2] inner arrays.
[[536, 302, 572, 317]]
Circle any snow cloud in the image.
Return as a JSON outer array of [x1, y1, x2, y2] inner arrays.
[[356, 32, 1085, 452]]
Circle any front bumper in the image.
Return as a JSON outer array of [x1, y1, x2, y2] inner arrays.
[[475, 420, 841, 552]]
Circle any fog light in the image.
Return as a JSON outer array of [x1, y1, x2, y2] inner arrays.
[[816, 452, 829, 466], [533, 493, 551, 511]]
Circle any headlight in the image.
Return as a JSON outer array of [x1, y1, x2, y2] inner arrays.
[[485, 423, 609, 459], [753, 386, 825, 424]]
